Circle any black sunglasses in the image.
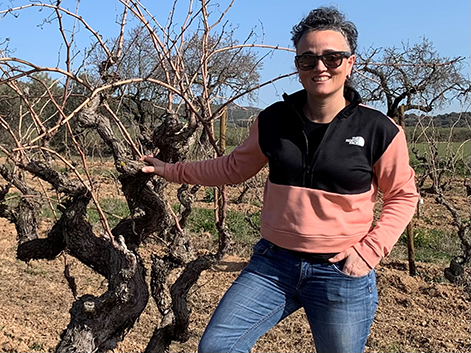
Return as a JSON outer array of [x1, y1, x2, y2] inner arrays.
[[295, 51, 351, 71]]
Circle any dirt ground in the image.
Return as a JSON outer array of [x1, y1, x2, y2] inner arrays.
[[0, 174, 470, 352], [1, 222, 470, 353]]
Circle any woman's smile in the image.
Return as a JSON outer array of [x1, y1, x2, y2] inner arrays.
[[296, 30, 355, 100]]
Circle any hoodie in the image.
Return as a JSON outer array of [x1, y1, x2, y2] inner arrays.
[[164, 88, 419, 268]]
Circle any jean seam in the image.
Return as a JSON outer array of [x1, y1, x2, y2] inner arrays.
[[228, 300, 294, 353]]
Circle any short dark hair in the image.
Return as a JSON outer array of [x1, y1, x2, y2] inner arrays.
[[291, 6, 358, 54]]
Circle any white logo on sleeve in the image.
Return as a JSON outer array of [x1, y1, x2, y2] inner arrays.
[[345, 136, 365, 147]]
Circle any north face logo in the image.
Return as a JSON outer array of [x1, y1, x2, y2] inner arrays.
[[345, 136, 365, 147]]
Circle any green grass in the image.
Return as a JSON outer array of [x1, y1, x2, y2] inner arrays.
[[203, 188, 215, 202], [187, 207, 260, 247], [2, 194, 128, 230], [40, 196, 59, 219], [409, 141, 470, 176], [29, 342, 44, 351], [87, 198, 129, 228], [187, 208, 217, 234], [410, 141, 470, 158], [399, 228, 459, 263], [24, 264, 48, 276], [3, 191, 21, 207], [37, 196, 129, 228]]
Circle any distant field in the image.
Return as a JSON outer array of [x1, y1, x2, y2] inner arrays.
[[409, 140, 471, 158], [405, 126, 469, 142], [226, 140, 471, 161]]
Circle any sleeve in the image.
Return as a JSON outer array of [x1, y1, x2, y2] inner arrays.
[[353, 127, 419, 268], [163, 116, 268, 186]]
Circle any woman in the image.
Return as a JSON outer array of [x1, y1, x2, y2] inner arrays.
[[142, 6, 419, 353]]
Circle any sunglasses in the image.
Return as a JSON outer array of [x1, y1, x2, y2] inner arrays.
[[295, 51, 351, 71]]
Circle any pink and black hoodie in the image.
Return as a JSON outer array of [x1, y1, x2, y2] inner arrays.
[[164, 87, 419, 268]]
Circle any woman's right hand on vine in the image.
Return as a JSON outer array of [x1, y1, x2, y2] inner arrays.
[[140, 155, 166, 177]]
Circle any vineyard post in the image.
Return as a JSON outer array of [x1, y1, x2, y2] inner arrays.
[[399, 104, 417, 276], [220, 108, 227, 154]]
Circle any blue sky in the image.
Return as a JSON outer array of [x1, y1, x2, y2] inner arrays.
[[1, 0, 470, 113]]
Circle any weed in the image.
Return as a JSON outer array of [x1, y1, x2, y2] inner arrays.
[[29, 342, 44, 351], [24, 264, 47, 276], [40, 197, 59, 219], [90, 167, 119, 178], [226, 210, 260, 245], [58, 166, 86, 175], [399, 228, 459, 263], [251, 200, 262, 208], [3, 191, 21, 207], [420, 215, 433, 225], [188, 208, 217, 234], [187, 207, 260, 256], [87, 198, 129, 228], [203, 188, 215, 203]]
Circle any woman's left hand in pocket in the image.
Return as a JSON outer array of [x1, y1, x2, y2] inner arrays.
[[328, 248, 372, 277]]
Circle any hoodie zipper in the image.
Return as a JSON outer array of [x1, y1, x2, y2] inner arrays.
[[301, 130, 309, 187], [307, 104, 355, 186], [307, 120, 335, 186], [282, 88, 362, 188], [283, 93, 310, 187]]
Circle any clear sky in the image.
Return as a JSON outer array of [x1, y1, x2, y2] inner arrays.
[[1, 0, 470, 113]]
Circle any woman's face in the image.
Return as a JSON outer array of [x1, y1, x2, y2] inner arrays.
[[295, 30, 355, 100]]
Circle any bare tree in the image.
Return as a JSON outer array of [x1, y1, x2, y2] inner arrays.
[[410, 112, 471, 289], [0, 1, 294, 352], [354, 38, 470, 277], [356, 38, 469, 121]]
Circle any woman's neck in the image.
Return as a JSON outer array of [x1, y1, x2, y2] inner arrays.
[[304, 92, 348, 124]]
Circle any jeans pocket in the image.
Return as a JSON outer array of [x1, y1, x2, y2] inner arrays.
[[330, 260, 370, 279]]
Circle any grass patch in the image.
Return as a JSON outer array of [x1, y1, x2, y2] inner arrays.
[[227, 210, 260, 245], [409, 141, 471, 177], [24, 264, 48, 276], [399, 228, 459, 263], [87, 198, 129, 228], [202, 188, 215, 203], [29, 342, 44, 351], [3, 191, 21, 206], [187, 207, 260, 254], [89, 167, 119, 178], [40, 196, 59, 219], [187, 208, 217, 234]]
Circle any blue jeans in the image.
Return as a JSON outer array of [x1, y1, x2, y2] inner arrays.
[[199, 239, 378, 353]]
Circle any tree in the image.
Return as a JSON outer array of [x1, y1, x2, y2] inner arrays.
[[410, 113, 471, 289], [356, 38, 471, 284], [0, 1, 293, 352], [356, 38, 469, 121]]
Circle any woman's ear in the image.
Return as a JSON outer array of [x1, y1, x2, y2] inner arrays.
[[346, 54, 356, 75]]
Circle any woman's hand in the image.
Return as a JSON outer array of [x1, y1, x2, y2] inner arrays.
[[140, 155, 166, 177], [328, 248, 372, 277]]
